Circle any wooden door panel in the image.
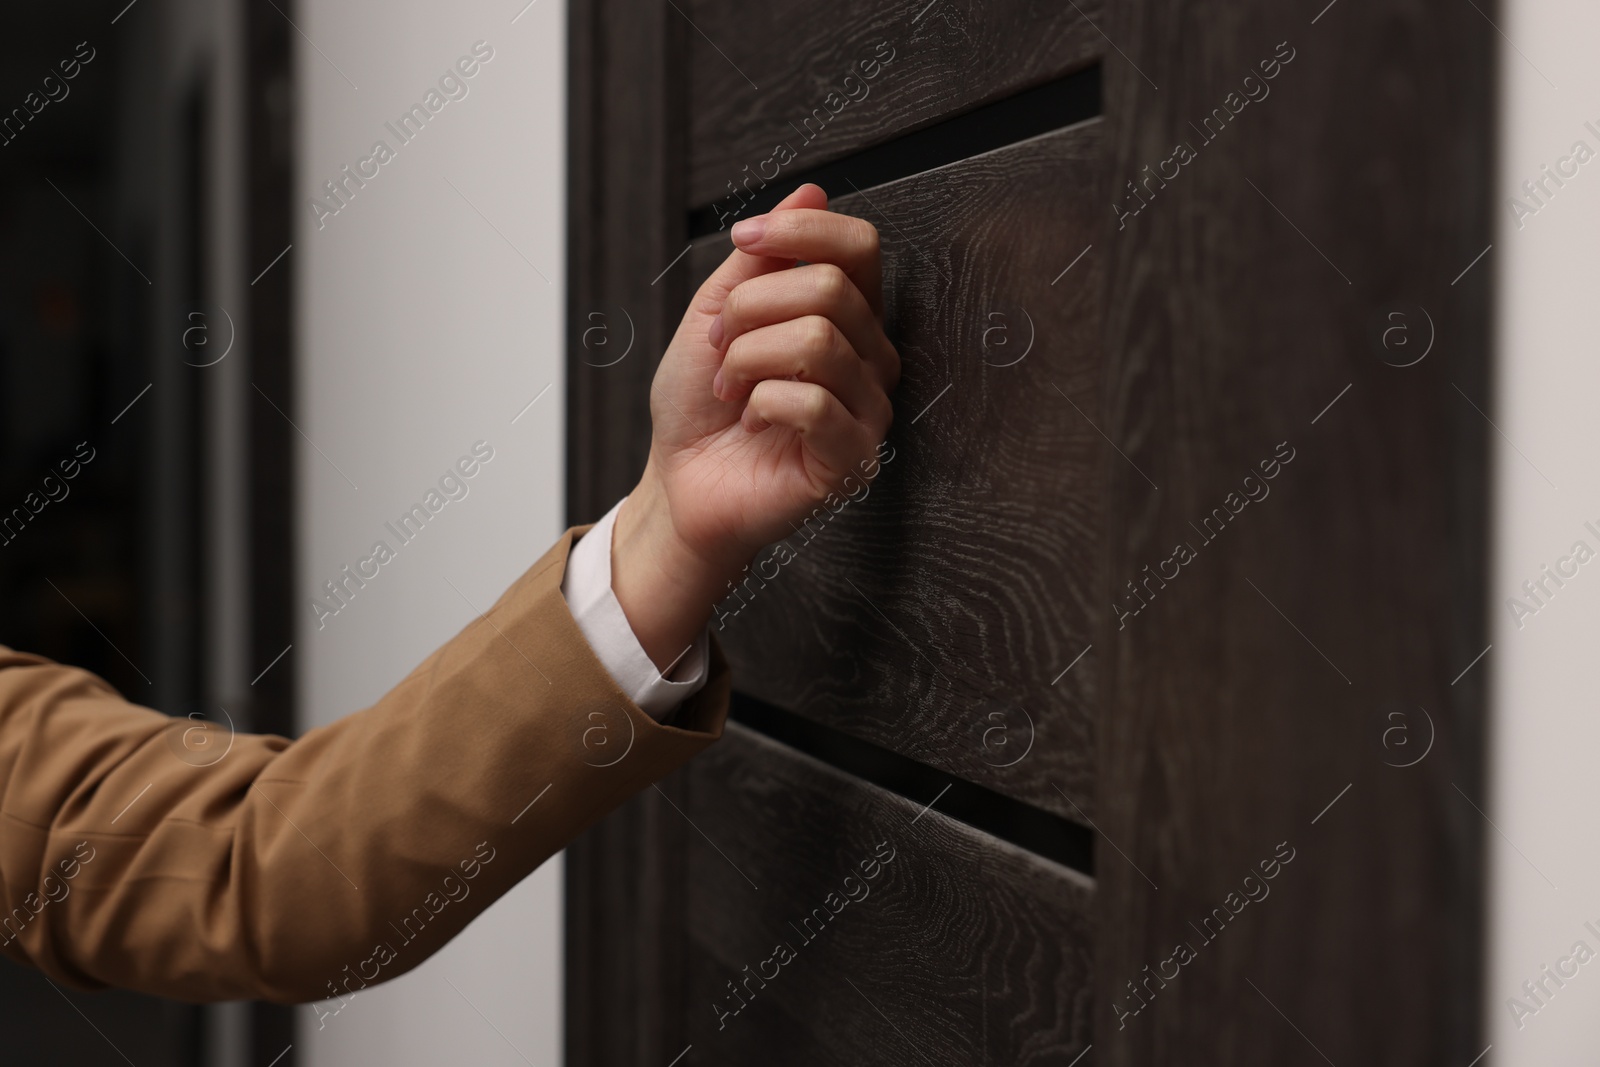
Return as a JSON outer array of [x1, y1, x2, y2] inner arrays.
[[680, 725, 1094, 1065], [567, 0, 1493, 1061], [686, 120, 1104, 823], [1094, 3, 1492, 1064], [684, 0, 1105, 211]]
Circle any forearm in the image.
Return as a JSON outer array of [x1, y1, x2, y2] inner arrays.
[[0, 527, 729, 1003]]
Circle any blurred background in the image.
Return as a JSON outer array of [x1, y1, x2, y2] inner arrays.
[[0, 0, 564, 1064], [3, 0, 1600, 1063]]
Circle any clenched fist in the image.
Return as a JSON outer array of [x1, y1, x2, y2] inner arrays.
[[610, 184, 900, 669]]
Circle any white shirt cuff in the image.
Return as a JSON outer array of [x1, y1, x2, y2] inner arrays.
[[560, 497, 710, 720]]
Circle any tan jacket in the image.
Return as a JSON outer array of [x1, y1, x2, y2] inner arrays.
[[0, 527, 730, 1003]]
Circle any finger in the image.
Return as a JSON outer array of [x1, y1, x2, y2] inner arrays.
[[693, 185, 828, 315], [742, 380, 879, 489], [717, 263, 898, 390], [716, 316, 890, 431], [730, 206, 882, 316]]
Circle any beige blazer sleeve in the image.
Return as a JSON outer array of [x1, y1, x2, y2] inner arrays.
[[0, 525, 730, 1003]]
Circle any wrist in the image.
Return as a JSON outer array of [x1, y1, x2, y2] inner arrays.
[[610, 461, 743, 671]]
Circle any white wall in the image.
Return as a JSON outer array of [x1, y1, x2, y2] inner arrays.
[[294, 1, 567, 1063], [1489, 0, 1600, 1060]]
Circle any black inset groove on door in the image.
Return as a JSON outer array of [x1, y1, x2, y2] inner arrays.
[[730, 691, 1096, 877], [687, 63, 1102, 237]]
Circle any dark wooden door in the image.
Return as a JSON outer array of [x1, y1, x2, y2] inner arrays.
[[565, 1, 1493, 1063]]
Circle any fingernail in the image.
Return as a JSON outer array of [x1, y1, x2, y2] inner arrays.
[[712, 368, 724, 399], [708, 316, 724, 349], [731, 217, 767, 245]]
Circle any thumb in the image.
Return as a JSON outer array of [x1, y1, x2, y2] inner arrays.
[[696, 183, 828, 304]]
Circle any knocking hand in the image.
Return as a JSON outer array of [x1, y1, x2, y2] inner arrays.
[[611, 183, 900, 670]]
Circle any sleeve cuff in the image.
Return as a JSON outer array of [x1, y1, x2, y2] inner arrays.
[[560, 498, 711, 719]]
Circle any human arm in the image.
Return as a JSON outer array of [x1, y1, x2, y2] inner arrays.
[[610, 182, 899, 667], [0, 530, 728, 1003], [0, 182, 896, 1002]]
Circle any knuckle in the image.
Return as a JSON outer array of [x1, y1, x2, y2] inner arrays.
[[692, 292, 724, 319], [868, 389, 894, 434], [765, 211, 801, 244], [801, 385, 831, 424], [797, 315, 838, 359], [722, 285, 748, 325], [811, 263, 850, 305]]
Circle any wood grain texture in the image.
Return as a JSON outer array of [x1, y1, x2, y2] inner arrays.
[[687, 122, 1104, 825], [683, 0, 1104, 210], [568, 0, 1494, 1057], [680, 724, 1094, 1064], [1095, 3, 1491, 1063]]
